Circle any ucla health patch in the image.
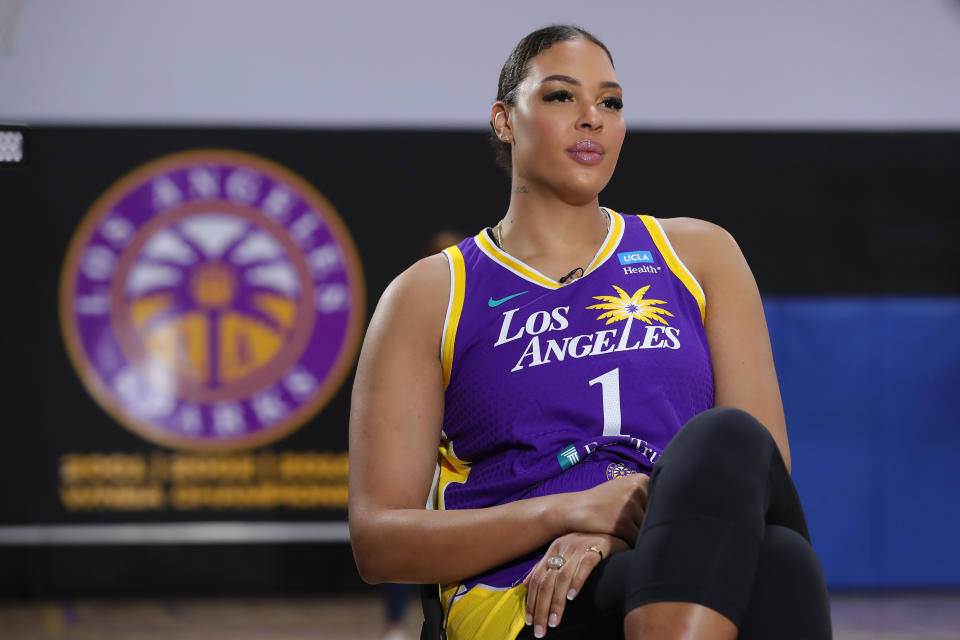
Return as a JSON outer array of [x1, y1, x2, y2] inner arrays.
[[617, 250, 654, 266], [60, 150, 365, 450]]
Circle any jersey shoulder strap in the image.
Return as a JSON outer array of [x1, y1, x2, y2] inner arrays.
[[635, 214, 706, 324]]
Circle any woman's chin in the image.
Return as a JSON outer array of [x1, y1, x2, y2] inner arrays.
[[517, 166, 612, 205], [555, 187, 604, 207], [557, 173, 612, 205]]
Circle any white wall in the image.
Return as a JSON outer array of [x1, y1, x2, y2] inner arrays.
[[1, 0, 959, 128]]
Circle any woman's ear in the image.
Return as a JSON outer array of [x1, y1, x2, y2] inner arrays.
[[490, 103, 512, 143]]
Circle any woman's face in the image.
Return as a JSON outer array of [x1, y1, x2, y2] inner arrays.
[[500, 38, 626, 205]]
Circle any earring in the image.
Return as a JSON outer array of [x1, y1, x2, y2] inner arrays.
[[500, 131, 511, 142]]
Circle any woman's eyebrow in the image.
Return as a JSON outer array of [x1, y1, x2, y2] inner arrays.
[[540, 74, 622, 90]]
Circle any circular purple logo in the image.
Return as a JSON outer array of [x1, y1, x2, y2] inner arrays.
[[60, 150, 365, 450]]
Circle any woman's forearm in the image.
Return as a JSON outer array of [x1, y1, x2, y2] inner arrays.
[[351, 472, 647, 584], [350, 492, 568, 585]]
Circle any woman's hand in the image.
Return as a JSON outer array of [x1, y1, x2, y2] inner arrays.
[[564, 472, 650, 542], [522, 532, 630, 637]]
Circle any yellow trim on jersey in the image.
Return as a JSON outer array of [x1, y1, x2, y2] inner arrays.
[[441, 246, 466, 388], [475, 230, 560, 289], [638, 215, 707, 324], [437, 437, 470, 510], [585, 207, 624, 273], [435, 435, 477, 638], [474, 208, 624, 289], [442, 583, 527, 640]]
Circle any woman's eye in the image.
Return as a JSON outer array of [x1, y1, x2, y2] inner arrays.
[[543, 90, 574, 103], [602, 96, 624, 110]]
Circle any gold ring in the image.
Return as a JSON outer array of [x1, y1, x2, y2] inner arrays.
[[546, 554, 566, 570], [586, 545, 604, 561]]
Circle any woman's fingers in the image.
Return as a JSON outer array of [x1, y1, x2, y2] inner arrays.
[[523, 563, 539, 626], [546, 550, 578, 629], [637, 472, 651, 508], [524, 553, 550, 634], [617, 506, 641, 543], [618, 473, 649, 539], [531, 559, 558, 637], [529, 546, 605, 634], [524, 533, 623, 635], [567, 545, 603, 602]]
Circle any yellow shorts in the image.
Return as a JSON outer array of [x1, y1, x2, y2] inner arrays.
[[442, 582, 528, 640]]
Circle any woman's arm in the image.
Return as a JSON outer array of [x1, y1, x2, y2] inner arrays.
[[663, 218, 791, 471], [348, 254, 647, 585]]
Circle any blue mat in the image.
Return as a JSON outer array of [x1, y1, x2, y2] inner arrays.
[[764, 297, 960, 587]]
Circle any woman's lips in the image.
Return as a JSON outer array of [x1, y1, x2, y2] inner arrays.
[[566, 140, 605, 166]]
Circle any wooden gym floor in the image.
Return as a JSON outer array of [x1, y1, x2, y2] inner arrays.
[[1, 592, 959, 639]]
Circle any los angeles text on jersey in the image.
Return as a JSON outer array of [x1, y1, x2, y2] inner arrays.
[[494, 305, 681, 372]]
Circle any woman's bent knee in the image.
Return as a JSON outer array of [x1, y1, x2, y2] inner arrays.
[[644, 407, 780, 526], [658, 407, 775, 470]]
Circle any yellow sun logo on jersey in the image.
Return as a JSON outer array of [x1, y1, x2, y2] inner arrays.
[[587, 284, 674, 326]]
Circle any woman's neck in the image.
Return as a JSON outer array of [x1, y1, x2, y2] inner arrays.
[[496, 185, 609, 281]]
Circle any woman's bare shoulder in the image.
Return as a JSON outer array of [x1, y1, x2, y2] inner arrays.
[[655, 216, 740, 287], [656, 216, 730, 245], [386, 252, 450, 301], [368, 252, 451, 346]]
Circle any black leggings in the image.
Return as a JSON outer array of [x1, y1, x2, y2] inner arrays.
[[515, 407, 832, 639]]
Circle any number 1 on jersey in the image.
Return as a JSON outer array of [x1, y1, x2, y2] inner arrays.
[[588, 367, 623, 437]]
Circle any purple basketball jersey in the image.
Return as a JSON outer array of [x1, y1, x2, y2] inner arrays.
[[437, 210, 714, 596]]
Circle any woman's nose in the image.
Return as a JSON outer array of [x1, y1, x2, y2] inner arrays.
[[577, 105, 603, 130]]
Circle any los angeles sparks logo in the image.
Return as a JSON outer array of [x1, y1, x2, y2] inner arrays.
[[496, 284, 680, 372], [60, 150, 365, 450], [587, 284, 674, 328]]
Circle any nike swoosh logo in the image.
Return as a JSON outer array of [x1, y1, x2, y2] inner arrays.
[[488, 291, 529, 307]]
